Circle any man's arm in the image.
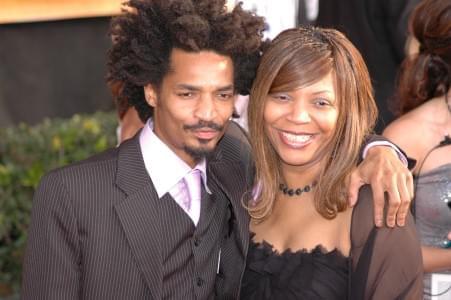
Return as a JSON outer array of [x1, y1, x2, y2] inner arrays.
[[21, 171, 80, 300], [348, 135, 414, 227]]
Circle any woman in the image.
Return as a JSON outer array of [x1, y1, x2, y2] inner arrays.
[[383, 0, 451, 298], [240, 27, 423, 299]]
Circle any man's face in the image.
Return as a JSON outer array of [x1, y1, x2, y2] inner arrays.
[[145, 48, 235, 167]]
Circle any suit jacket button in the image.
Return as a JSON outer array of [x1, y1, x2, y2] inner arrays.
[[194, 237, 201, 247], [196, 277, 204, 287]]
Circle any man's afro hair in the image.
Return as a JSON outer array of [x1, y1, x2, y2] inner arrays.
[[107, 0, 268, 122]]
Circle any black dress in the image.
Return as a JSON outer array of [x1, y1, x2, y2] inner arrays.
[[240, 186, 424, 300], [241, 238, 349, 299]]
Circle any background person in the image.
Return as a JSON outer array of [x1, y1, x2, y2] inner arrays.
[[383, 0, 451, 298]]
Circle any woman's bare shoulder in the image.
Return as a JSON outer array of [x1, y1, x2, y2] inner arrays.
[[383, 103, 436, 159]]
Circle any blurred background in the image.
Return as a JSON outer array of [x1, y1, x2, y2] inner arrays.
[[0, 0, 124, 127]]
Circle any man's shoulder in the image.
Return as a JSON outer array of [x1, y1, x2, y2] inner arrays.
[[216, 121, 251, 162], [43, 146, 120, 184], [213, 121, 255, 189]]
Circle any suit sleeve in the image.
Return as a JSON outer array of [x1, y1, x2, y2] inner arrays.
[[21, 171, 81, 300], [361, 134, 416, 170]]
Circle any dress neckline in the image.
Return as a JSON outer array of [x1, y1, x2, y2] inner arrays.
[[416, 162, 451, 178], [249, 232, 350, 259]]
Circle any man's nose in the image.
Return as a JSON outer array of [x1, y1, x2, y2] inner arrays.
[[194, 95, 218, 121]]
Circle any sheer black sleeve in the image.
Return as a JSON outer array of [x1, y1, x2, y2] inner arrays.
[[350, 185, 423, 299]]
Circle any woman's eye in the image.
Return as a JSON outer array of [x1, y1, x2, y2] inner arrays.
[[271, 94, 290, 101], [315, 98, 330, 106]]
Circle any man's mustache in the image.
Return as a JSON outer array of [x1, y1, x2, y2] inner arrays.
[[183, 120, 224, 131]]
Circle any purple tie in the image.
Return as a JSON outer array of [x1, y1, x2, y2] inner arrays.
[[182, 169, 202, 222]]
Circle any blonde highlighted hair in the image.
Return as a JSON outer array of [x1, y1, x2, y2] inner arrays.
[[247, 27, 377, 220]]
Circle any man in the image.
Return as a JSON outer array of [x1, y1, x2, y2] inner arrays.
[[21, 0, 413, 299]]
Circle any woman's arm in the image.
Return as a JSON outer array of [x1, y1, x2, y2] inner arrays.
[[350, 185, 424, 300], [422, 246, 451, 273]]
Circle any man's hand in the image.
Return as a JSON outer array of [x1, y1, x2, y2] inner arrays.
[[348, 146, 414, 227]]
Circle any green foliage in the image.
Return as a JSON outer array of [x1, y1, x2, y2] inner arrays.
[[0, 111, 118, 296]]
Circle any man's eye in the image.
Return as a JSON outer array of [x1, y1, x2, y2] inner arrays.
[[178, 92, 194, 98], [218, 93, 233, 100]]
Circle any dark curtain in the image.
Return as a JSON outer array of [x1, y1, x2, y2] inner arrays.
[[0, 17, 114, 127]]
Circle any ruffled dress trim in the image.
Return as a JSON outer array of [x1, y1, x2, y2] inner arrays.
[[241, 236, 350, 300]]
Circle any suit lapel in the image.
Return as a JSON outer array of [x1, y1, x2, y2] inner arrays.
[[198, 185, 220, 232], [113, 135, 162, 300], [208, 159, 250, 255], [112, 125, 252, 299]]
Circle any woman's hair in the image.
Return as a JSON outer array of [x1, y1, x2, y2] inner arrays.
[[395, 0, 451, 114], [247, 27, 377, 220], [107, 0, 267, 122]]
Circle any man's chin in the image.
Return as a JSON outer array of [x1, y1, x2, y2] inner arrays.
[[184, 145, 215, 162]]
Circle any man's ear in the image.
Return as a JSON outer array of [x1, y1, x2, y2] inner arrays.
[[144, 84, 158, 107]]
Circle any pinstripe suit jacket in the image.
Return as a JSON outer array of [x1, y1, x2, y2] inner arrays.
[[21, 122, 253, 300]]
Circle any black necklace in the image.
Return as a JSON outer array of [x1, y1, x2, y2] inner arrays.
[[279, 181, 318, 197]]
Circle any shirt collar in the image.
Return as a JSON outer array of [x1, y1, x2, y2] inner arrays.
[[139, 118, 211, 198]]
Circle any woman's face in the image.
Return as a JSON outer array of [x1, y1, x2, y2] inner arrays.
[[263, 72, 339, 170]]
